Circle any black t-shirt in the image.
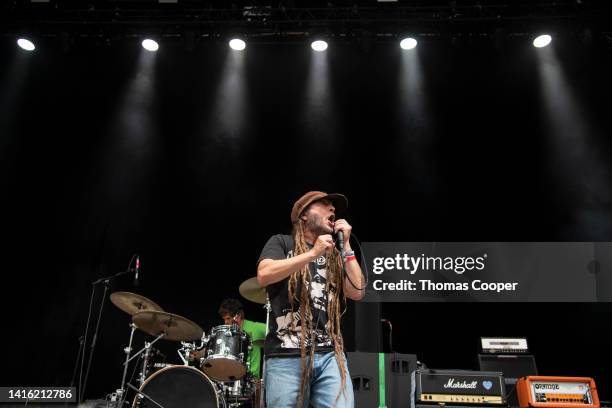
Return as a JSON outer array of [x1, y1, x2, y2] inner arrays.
[[258, 234, 336, 357]]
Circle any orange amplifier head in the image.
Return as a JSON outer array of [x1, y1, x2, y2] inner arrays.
[[517, 376, 599, 408]]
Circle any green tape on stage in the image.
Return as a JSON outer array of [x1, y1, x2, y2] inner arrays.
[[378, 353, 387, 408]]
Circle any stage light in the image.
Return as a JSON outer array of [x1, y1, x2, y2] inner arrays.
[[311, 40, 328, 52], [229, 39, 246, 51], [141, 39, 159, 52], [305, 37, 334, 144], [533, 34, 552, 48], [400, 38, 417, 50], [17, 38, 35, 51]]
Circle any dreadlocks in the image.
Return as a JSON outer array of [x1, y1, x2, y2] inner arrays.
[[288, 219, 347, 408]]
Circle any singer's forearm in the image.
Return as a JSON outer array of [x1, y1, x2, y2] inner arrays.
[[344, 259, 365, 300], [257, 251, 317, 287]]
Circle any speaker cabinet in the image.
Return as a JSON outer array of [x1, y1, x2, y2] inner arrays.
[[348, 352, 418, 408]]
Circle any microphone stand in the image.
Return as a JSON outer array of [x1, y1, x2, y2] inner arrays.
[[69, 335, 85, 389], [79, 266, 137, 403]]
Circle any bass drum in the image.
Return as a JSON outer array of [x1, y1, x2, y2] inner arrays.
[[133, 365, 225, 408]]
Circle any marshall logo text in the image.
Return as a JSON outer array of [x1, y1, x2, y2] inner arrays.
[[444, 379, 478, 390]]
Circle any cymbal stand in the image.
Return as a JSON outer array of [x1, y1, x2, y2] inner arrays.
[[118, 331, 165, 407], [259, 295, 271, 408], [124, 332, 166, 367]]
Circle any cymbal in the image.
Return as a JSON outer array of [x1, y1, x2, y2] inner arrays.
[[239, 277, 266, 304], [132, 311, 203, 341], [110, 292, 164, 316]]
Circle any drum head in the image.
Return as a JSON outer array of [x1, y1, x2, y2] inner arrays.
[[211, 324, 241, 334], [135, 365, 221, 408], [201, 357, 247, 381]]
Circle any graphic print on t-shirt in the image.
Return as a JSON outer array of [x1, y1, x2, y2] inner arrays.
[[273, 250, 333, 349]]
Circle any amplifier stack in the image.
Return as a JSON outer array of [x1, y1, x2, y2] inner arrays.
[[349, 338, 603, 408]]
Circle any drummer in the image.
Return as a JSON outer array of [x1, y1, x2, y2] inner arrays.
[[217, 298, 266, 379]]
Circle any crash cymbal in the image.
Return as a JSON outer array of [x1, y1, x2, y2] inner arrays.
[[110, 292, 164, 316], [239, 277, 266, 304], [132, 311, 203, 341]]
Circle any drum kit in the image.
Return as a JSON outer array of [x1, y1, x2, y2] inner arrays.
[[107, 276, 269, 408]]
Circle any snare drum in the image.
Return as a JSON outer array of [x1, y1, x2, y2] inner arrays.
[[133, 365, 225, 408], [202, 324, 250, 381]]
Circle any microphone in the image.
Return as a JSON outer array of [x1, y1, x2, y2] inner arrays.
[[134, 256, 140, 287], [337, 230, 344, 256]]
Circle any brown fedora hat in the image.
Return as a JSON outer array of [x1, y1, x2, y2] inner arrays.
[[290, 191, 348, 224]]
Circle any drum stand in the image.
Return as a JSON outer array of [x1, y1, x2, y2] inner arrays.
[[178, 331, 206, 366], [138, 341, 154, 385], [115, 323, 137, 406], [259, 295, 271, 408], [178, 342, 192, 365]]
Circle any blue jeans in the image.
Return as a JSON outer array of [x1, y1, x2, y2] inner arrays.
[[265, 352, 354, 408]]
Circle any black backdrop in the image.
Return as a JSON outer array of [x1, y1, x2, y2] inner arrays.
[[1, 36, 611, 400]]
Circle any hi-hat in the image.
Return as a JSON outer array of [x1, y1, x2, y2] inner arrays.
[[110, 292, 164, 316], [239, 277, 266, 304], [132, 311, 203, 341]]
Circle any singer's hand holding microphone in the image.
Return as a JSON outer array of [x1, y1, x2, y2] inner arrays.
[[333, 219, 352, 251], [309, 219, 353, 260]]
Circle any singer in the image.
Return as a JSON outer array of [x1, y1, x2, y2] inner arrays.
[[257, 191, 364, 408]]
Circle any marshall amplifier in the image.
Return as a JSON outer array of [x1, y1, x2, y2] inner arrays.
[[412, 369, 507, 408], [516, 376, 600, 408]]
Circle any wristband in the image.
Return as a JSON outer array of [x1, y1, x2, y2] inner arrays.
[[345, 255, 357, 262]]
